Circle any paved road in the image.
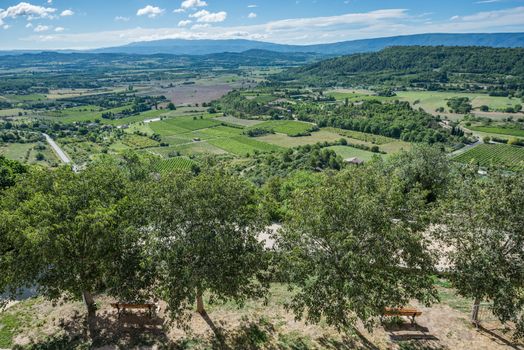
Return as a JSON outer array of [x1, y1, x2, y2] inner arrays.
[[43, 133, 71, 164]]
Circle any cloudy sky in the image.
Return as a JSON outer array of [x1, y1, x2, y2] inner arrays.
[[1, 0, 524, 50]]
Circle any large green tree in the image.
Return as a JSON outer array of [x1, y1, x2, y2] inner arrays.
[[0, 155, 26, 191], [278, 165, 438, 330], [146, 170, 269, 324], [384, 145, 452, 203], [438, 169, 524, 337], [0, 160, 150, 326]]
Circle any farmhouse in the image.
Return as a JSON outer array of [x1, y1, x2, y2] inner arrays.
[[344, 157, 364, 165]]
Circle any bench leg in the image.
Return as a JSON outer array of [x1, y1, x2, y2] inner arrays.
[[411, 315, 416, 325]]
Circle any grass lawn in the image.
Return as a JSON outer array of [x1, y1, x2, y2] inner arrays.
[[327, 145, 385, 161]]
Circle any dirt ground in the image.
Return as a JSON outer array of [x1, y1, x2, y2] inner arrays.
[[4, 292, 523, 350], [165, 84, 233, 106]]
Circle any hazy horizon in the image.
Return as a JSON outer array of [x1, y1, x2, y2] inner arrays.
[[1, 0, 524, 50]]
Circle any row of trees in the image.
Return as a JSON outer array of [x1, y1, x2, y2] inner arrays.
[[1, 148, 523, 338]]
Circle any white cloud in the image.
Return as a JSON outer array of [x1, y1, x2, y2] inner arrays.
[[0, 2, 56, 26], [136, 5, 164, 18], [189, 10, 227, 23], [115, 16, 130, 22], [248, 5, 258, 8], [17, 6, 524, 50], [181, 0, 207, 9], [178, 20, 192, 27], [26, 22, 33, 28], [3, 24, 10, 29], [60, 9, 74, 17], [34, 24, 50, 32], [174, 8, 185, 13], [54, 26, 64, 32], [191, 23, 210, 29], [248, 12, 257, 19], [47, 0, 52, 3]]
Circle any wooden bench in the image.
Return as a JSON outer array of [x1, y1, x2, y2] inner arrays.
[[382, 307, 422, 325], [111, 303, 156, 318]]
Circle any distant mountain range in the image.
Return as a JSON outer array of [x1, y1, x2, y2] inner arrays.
[[1, 33, 524, 57], [90, 33, 524, 56]]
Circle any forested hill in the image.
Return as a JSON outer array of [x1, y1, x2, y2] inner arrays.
[[273, 46, 524, 89]]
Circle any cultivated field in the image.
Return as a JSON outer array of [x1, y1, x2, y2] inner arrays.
[[246, 120, 317, 136], [454, 143, 524, 170]]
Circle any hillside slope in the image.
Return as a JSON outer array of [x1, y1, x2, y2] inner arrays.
[[273, 46, 524, 88], [89, 33, 524, 56]]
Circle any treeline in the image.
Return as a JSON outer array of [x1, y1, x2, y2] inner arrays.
[[293, 100, 468, 144], [1, 147, 524, 340], [274, 46, 524, 91]]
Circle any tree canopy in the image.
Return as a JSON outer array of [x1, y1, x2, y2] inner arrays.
[[437, 169, 524, 338], [277, 162, 439, 330]]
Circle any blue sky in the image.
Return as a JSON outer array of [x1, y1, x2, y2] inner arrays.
[[1, 0, 524, 49]]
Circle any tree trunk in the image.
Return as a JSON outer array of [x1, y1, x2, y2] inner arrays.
[[82, 291, 97, 338], [471, 297, 481, 326], [196, 289, 205, 314]]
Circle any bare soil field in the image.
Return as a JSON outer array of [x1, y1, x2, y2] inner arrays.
[[163, 84, 233, 106]]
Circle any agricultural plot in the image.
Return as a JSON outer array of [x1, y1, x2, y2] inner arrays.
[[0, 108, 25, 117], [325, 90, 393, 102], [327, 146, 385, 161], [104, 109, 166, 126], [1, 94, 46, 102], [453, 144, 524, 170], [151, 117, 220, 135], [62, 141, 104, 163], [0, 142, 58, 166], [467, 125, 524, 138], [42, 106, 167, 125], [257, 130, 344, 148], [213, 116, 264, 127], [148, 142, 227, 157], [208, 136, 283, 155], [153, 157, 195, 172], [194, 125, 243, 138], [121, 134, 159, 149], [395, 91, 520, 113], [45, 105, 132, 123], [246, 120, 317, 137]]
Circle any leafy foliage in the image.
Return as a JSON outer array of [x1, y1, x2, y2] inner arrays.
[[274, 46, 524, 91], [437, 169, 524, 338], [278, 163, 439, 330], [142, 170, 270, 323]]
